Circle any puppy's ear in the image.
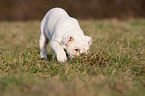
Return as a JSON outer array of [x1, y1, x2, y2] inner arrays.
[[63, 36, 74, 45], [85, 36, 92, 46]]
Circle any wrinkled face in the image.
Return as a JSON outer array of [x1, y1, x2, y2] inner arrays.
[[64, 35, 92, 58], [66, 41, 89, 57]]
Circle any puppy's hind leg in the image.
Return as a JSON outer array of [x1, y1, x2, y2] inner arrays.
[[39, 31, 48, 59]]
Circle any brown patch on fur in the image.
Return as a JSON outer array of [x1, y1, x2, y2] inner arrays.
[[66, 37, 73, 45]]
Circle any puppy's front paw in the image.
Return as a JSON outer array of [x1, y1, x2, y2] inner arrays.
[[57, 51, 67, 63]]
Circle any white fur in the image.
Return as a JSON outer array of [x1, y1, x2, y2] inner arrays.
[[39, 8, 92, 62]]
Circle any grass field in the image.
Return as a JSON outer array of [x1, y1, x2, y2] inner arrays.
[[0, 19, 145, 96]]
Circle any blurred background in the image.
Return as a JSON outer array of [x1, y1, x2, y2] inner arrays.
[[0, 0, 145, 21]]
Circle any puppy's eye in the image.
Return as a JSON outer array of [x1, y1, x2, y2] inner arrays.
[[74, 49, 79, 52]]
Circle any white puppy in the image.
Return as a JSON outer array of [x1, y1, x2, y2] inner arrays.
[[39, 8, 92, 62]]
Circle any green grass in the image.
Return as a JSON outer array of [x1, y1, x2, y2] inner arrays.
[[0, 19, 145, 96]]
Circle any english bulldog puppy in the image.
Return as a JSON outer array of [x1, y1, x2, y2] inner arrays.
[[39, 8, 92, 62]]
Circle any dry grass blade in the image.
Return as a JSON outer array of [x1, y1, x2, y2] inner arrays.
[[109, 82, 128, 93]]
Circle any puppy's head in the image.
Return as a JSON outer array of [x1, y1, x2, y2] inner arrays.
[[63, 35, 92, 57]]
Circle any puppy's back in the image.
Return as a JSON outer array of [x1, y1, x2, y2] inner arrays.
[[44, 8, 69, 20]]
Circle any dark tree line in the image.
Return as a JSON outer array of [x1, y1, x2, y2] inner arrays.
[[0, 0, 145, 21]]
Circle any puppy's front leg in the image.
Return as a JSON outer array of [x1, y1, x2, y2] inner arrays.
[[50, 41, 67, 62]]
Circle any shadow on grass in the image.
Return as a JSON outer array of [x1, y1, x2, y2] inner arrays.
[[40, 54, 56, 62]]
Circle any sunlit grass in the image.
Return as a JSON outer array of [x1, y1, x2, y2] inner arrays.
[[0, 19, 145, 96]]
